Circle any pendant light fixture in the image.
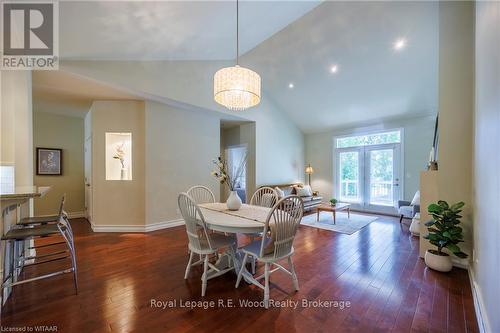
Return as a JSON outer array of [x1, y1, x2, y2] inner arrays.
[[213, 0, 261, 111]]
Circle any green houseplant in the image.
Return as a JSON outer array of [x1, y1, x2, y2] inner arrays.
[[424, 200, 468, 272], [329, 198, 338, 206]]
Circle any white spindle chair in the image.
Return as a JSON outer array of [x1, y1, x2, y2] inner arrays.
[[248, 187, 279, 273], [250, 187, 278, 208], [178, 193, 236, 296], [187, 185, 216, 205], [235, 195, 303, 308]]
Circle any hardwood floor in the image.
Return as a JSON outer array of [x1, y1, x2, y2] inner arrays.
[[1, 214, 478, 332]]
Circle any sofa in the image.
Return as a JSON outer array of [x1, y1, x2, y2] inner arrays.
[[262, 183, 323, 212]]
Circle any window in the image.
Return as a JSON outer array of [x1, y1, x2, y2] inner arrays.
[[0, 165, 15, 193], [336, 130, 401, 148]]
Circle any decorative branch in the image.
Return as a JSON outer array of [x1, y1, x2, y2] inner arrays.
[[211, 153, 247, 191], [113, 142, 126, 169]]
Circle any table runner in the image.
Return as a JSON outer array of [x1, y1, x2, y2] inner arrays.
[[199, 203, 270, 223]]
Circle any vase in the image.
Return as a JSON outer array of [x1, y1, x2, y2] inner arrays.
[[424, 250, 452, 272], [120, 168, 128, 180], [226, 191, 242, 211]]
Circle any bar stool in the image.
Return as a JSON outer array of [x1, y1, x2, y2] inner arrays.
[[0, 214, 78, 308], [13, 195, 72, 252], [17, 194, 66, 227]]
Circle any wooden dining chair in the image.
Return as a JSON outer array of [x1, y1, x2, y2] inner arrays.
[[187, 186, 215, 205], [235, 195, 304, 308], [178, 193, 236, 297], [250, 187, 278, 208]]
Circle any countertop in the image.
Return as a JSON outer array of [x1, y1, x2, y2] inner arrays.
[[0, 186, 51, 200]]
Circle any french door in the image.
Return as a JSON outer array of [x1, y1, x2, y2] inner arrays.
[[336, 144, 401, 213]]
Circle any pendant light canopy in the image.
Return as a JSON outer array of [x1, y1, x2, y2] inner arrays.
[[214, 0, 261, 111]]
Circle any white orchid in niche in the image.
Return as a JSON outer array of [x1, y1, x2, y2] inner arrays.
[[113, 142, 126, 169]]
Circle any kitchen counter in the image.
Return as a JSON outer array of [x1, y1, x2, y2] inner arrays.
[[0, 186, 51, 200]]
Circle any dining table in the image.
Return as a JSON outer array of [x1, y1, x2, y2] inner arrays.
[[198, 202, 271, 283]]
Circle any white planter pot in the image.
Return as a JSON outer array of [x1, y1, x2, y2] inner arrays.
[[424, 250, 452, 272], [226, 191, 242, 211]]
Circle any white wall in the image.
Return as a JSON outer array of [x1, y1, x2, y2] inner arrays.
[[473, 2, 500, 332], [305, 114, 435, 203], [145, 101, 221, 225], [246, 95, 304, 186], [60, 61, 305, 187], [90, 100, 146, 227], [1, 71, 34, 187]]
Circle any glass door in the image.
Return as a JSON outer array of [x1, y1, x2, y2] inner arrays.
[[337, 149, 363, 204], [365, 145, 400, 211], [336, 143, 401, 212]]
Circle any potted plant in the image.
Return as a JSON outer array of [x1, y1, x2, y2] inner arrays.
[[211, 155, 247, 210], [329, 198, 337, 206], [424, 200, 468, 272]]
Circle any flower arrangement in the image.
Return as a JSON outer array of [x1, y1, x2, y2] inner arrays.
[[211, 155, 247, 191], [113, 142, 126, 169], [329, 198, 338, 206]]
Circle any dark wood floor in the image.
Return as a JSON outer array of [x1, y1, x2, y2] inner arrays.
[[1, 214, 478, 333]]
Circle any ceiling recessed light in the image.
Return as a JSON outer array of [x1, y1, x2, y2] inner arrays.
[[330, 65, 338, 73], [393, 38, 407, 51], [288, 83, 294, 89]]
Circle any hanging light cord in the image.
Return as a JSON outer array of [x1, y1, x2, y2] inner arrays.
[[236, 0, 239, 65]]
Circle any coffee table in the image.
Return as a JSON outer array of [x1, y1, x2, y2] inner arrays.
[[316, 203, 351, 224]]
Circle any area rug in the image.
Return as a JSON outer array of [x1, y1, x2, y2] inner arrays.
[[300, 211, 377, 235]]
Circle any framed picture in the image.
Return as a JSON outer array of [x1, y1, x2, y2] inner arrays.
[[36, 148, 62, 175]]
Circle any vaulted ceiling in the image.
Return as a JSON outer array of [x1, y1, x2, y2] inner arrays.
[[48, 1, 438, 133], [60, 1, 321, 60]]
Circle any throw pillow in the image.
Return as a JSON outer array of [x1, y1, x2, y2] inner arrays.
[[283, 186, 293, 196], [411, 191, 420, 206], [275, 187, 285, 198], [296, 185, 312, 197]]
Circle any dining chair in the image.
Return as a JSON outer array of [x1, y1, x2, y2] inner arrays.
[[187, 186, 216, 205], [235, 195, 303, 308], [248, 187, 279, 273], [178, 193, 236, 297], [250, 187, 278, 208]]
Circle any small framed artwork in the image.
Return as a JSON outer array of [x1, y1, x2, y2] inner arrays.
[[36, 148, 62, 175]]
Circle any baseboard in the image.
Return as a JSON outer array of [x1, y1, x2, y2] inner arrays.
[[145, 219, 185, 232], [468, 267, 491, 333], [90, 219, 184, 233], [349, 208, 400, 218], [452, 257, 470, 269], [35, 211, 86, 219], [67, 211, 86, 219]]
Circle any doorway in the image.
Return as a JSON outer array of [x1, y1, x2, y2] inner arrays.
[[225, 145, 247, 203], [335, 130, 402, 213]]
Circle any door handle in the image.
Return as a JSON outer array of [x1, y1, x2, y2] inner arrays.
[[85, 184, 91, 187]]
